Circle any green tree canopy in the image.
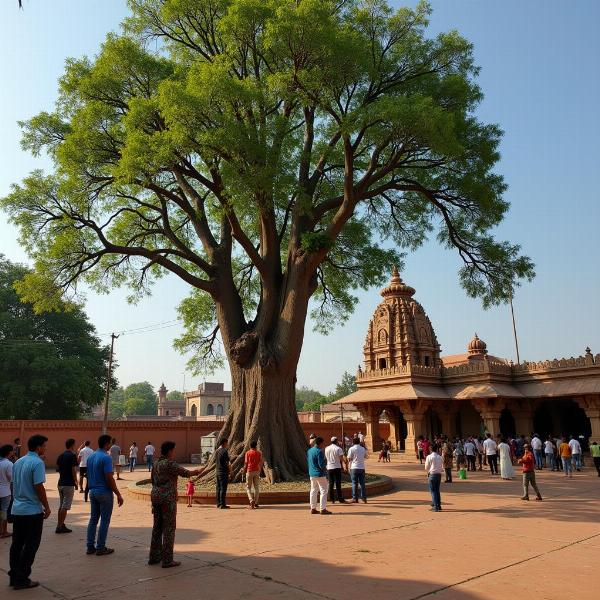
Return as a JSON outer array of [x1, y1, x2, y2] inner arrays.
[[109, 380, 157, 417], [0, 255, 110, 419], [166, 389, 185, 403], [1, 0, 534, 479]]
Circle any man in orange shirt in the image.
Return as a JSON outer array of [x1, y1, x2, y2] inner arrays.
[[244, 441, 263, 509], [518, 444, 542, 501], [559, 436, 573, 478]]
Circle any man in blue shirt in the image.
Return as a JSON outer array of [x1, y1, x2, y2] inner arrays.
[[307, 437, 331, 515], [86, 434, 124, 556], [8, 434, 51, 590]]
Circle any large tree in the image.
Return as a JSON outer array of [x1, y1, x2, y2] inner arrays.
[[1, 0, 533, 479], [0, 256, 110, 419]]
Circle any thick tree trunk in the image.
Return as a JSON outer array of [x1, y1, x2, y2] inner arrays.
[[204, 360, 308, 481]]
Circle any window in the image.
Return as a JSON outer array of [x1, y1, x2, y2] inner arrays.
[[166, 410, 170, 416], [190, 404, 197, 417], [207, 403, 214, 415], [216, 404, 224, 416], [424, 356, 430, 366], [378, 358, 387, 369]]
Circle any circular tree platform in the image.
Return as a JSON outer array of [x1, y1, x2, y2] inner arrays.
[[128, 474, 394, 505]]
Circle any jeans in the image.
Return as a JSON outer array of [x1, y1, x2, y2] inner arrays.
[[129, 457, 136, 472], [327, 468, 343, 502], [444, 467, 452, 482], [562, 457, 573, 474], [350, 468, 366, 500], [488, 454, 498, 474], [428, 473, 442, 510], [146, 455, 153, 471], [87, 491, 114, 551], [8, 513, 44, 586], [309, 476, 329, 511], [593, 457, 600, 476], [572, 454, 582, 470], [522, 471, 542, 499], [466, 455, 476, 471], [216, 474, 228, 507], [533, 449, 543, 469], [545, 453, 555, 470]]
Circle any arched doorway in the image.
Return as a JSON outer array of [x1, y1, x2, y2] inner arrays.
[[534, 399, 591, 441], [500, 408, 516, 438], [216, 404, 224, 416], [459, 402, 484, 438], [207, 403, 214, 416], [190, 404, 197, 417]]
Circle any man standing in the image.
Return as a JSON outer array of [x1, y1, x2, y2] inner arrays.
[[464, 438, 476, 472], [425, 443, 443, 512], [244, 441, 263, 509], [530, 434, 543, 470], [215, 438, 231, 509], [78, 441, 93, 494], [483, 433, 498, 475], [145, 441, 156, 472], [559, 436, 573, 478], [590, 441, 600, 477], [347, 436, 368, 504], [55, 438, 78, 534], [0, 444, 14, 538], [8, 434, 51, 590], [308, 436, 330, 515], [442, 438, 454, 483], [109, 439, 122, 480], [357, 431, 365, 445], [86, 434, 124, 556], [544, 437, 556, 471], [518, 444, 542, 501], [325, 437, 347, 504], [569, 436, 582, 471]]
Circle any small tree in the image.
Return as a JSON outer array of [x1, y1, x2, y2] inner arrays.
[[1, 1, 533, 479]]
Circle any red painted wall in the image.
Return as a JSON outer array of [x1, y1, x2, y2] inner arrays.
[[0, 420, 390, 462]]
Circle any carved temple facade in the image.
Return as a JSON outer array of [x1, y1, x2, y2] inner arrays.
[[335, 268, 600, 453]]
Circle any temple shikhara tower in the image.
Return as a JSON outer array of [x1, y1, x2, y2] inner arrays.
[[336, 269, 600, 453]]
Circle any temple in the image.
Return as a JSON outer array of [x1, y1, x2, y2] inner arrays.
[[334, 268, 600, 452]]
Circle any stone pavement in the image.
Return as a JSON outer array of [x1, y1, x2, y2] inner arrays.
[[1, 458, 599, 599]]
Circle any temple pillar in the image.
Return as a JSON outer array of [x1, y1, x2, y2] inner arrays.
[[439, 403, 459, 438], [384, 407, 401, 450], [402, 413, 426, 457], [577, 395, 600, 440], [471, 399, 501, 438], [358, 403, 383, 453], [509, 400, 534, 437]]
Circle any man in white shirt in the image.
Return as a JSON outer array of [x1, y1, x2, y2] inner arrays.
[[530, 434, 543, 470], [77, 441, 93, 493], [544, 437, 556, 471], [464, 439, 476, 471], [144, 442, 155, 472], [325, 437, 348, 504], [424, 444, 443, 512], [483, 433, 498, 475], [347, 437, 368, 503], [569, 436, 582, 471], [357, 432, 365, 444]]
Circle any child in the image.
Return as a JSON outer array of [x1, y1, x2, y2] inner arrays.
[[186, 477, 195, 507]]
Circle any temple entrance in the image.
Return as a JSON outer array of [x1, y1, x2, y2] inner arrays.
[[499, 408, 516, 438], [458, 402, 484, 438], [533, 399, 591, 441]]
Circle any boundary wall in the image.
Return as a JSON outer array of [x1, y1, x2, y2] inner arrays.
[[0, 420, 390, 462]]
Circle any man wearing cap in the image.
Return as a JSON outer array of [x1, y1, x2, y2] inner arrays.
[[325, 437, 348, 504]]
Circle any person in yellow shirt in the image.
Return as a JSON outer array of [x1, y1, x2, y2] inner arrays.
[[559, 436, 572, 478], [590, 441, 600, 477]]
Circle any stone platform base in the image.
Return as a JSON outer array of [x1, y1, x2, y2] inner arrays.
[[128, 475, 394, 505]]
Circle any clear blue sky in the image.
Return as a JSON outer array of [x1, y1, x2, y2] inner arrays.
[[1, 1, 599, 395]]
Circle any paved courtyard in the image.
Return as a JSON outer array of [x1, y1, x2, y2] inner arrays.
[[1, 458, 599, 599]]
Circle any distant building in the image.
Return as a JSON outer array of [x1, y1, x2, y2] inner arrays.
[[185, 382, 231, 418], [156, 383, 186, 417]]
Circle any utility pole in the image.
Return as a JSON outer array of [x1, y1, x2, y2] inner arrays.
[[340, 404, 345, 451], [102, 333, 119, 435], [509, 294, 521, 365]]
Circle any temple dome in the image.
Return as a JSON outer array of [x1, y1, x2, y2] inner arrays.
[[467, 334, 488, 359], [363, 268, 441, 371]]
